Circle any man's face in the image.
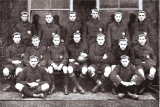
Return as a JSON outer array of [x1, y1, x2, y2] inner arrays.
[[13, 35, 21, 44], [121, 58, 130, 67], [138, 36, 146, 46], [21, 14, 28, 22], [97, 36, 105, 46], [138, 13, 146, 22], [114, 14, 122, 23], [91, 11, 99, 19], [69, 13, 76, 22], [29, 58, 39, 68], [53, 37, 60, 46], [45, 15, 53, 24], [32, 38, 40, 47], [119, 41, 128, 50], [73, 34, 81, 43]]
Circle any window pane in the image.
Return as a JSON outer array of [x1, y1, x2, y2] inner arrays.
[[31, 0, 50, 9], [51, 0, 69, 9], [120, 0, 138, 8], [100, 0, 118, 8]]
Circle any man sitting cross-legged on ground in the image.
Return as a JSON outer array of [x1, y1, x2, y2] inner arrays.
[[110, 55, 143, 100], [67, 30, 88, 94], [88, 31, 111, 93], [47, 34, 69, 95], [15, 55, 50, 98]]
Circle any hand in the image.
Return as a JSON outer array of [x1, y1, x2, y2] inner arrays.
[[57, 64, 63, 71], [128, 82, 136, 86], [80, 52, 88, 57], [12, 60, 21, 65], [27, 31, 31, 34], [61, 39, 64, 43], [142, 62, 146, 64], [103, 54, 107, 59], [51, 63, 58, 70], [28, 82, 38, 88], [21, 54, 24, 57], [75, 62, 79, 65], [60, 55, 63, 59], [121, 81, 129, 87], [69, 59, 75, 62]]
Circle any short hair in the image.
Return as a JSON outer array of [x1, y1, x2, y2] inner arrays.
[[13, 32, 21, 37], [121, 55, 130, 60], [32, 35, 40, 40], [45, 13, 53, 17], [114, 11, 123, 16], [29, 55, 39, 61], [21, 11, 28, 16], [91, 9, 99, 12], [138, 33, 147, 38], [138, 10, 146, 15], [53, 34, 60, 39], [119, 37, 128, 43], [73, 30, 81, 36], [69, 11, 77, 15]]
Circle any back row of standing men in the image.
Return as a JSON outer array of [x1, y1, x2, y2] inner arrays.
[[3, 9, 157, 99]]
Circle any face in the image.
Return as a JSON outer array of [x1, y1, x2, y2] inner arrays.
[[32, 38, 40, 47], [13, 35, 21, 44], [29, 58, 39, 68], [138, 13, 146, 22], [97, 36, 105, 46], [69, 13, 76, 22], [138, 36, 146, 46], [119, 41, 128, 50], [45, 15, 53, 24], [121, 58, 130, 67], [21, 14, 28, 22], [53, 37, 60, 46], [91, 11, 99, 19], [73, 34, 81, 43], [114, 14, 122, 23]]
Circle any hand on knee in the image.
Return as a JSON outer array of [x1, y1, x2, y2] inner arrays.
[[15, 83, 24, 92]]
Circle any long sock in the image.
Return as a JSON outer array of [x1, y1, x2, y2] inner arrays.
[[100, 74, 107, 84], [63, 74, 69, 86], [21, 86, 33, 97], [91, 74, 99, 84], [78, 73, 86, 86], [69, 73, 79, 87], [33, 86, 42, 94]]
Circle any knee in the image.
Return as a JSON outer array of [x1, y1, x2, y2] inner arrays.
[[63, 66, 68, 74], [104, 67, 111, 77], [87, 67, 95, 77], [15, 83, 24, 92], [67, 66, 73, 74], [111, 65, 116, 71], [48, 66, 53, 74], [82, 67, 88, 74], [41, 83, 50, 92], [15, 68, 23, 76], [3, 68, 10, 77]]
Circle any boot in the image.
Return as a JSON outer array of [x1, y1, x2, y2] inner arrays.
[[73, 86, 77, 93], [63, 74, 69, 95], [21, 86, 33, 97], [118, 93, 125, 99], [111, 84, 117, 95], [99, 74, 108, 92], [138, 78, 151, 95], [78, 73, 86, 88], [100, 84, 105, 93], [33, 93, 45, 99], [48, 73, 56, 95], [91, 74, 101, 93], [127, 92, 139, 100], [69, 73, 85, 94], [3, 75, 16, 92]]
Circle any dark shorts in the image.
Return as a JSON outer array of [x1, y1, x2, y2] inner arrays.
[[89, 63, 110, 73], [5, 64, 23, 72], [137, 63, 155, 73], [68, 62, 87, 72]]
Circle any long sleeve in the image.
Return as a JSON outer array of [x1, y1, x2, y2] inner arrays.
[[61, 46, 69, 65], [17, 69, 28, 85]]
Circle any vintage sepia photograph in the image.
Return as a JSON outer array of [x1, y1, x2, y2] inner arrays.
[[0, 0, 159, 107]]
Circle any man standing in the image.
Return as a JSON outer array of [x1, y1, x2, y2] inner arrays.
[[15, 55, 50, 98], [47, 34, 68, 95], [14, 11, 36, 46], [83, 9, 106, 47], [67, 31, 88, 94], [88, 32, 111, 93], [132, 34, 157, 94], [38, 13, 60, 47], [3, 32, 26, 92]]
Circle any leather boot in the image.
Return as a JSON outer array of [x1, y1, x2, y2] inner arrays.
[[111, 84, 117, 95], [91, 74, 101, 93], [63, 74, 69, 95], [48, 73, 56, 95]]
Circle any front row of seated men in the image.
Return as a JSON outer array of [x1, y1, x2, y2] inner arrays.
[[2, 30, 157, 99]]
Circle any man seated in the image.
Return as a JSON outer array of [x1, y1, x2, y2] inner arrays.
[[111, 37, 132, 94], [132, 33, 157, 94], [87, 31, 111, 93], [15, 55, 50, 99], [47, 34, 69, 95], [3, 32, 26, 92], [67, 31, 88, 94], [110, 55, 143, 100]]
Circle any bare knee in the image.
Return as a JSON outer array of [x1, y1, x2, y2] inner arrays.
[[41, 83, 50, 92], [68, 66, 73, 74], [87, 67, 95, 77], [104, 67, 111, 77], [3, 68, 10, 77], [15, 83, 24, 92], [15, 68, 23, 76], [82, 67, 88, 75], [48, 66, 53, 74], [63, 66, 68, 74]]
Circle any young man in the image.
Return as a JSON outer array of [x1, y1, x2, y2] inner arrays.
[[83, 9, 106, 47], [107, 11, 130, 49], [111, 37, 132, 94], [15, 55, 50, 98], [38, 13, 60, 47], [88, 32, 111, 93], [110, 55, 143, 100], [23, 36, 47, 67], [67, 31, 88, 94], [64, 11, 83, 45], [131, 10, 156, 47], [132, 34, 157, 94], [3, 32, 26, 92], [47, 34, 69, 95], [14, 11, 36, 46]]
